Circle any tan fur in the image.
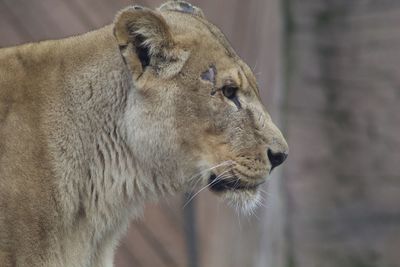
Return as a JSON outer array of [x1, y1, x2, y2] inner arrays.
[[0, 2, 288, 266]]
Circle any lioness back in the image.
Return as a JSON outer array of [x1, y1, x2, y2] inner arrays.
[[0, 1, 288, 266], [0, 42, 57, 266], [0, 27, 120, 266]]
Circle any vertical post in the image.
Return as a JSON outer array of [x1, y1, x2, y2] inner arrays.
[[285, 1, 400, 266], [183, 194, 199, 267], [256, 0, 289, 266]]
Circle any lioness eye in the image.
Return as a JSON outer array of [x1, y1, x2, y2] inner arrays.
[[222, 85, 241, 109], [222, 85, 238, 100]]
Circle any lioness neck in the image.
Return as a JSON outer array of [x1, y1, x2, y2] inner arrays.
[[43, 26, 165, 265]]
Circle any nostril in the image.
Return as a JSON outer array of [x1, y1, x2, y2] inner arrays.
[[267, 149, 288, 169]]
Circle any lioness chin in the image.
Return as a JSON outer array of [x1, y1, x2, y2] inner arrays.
[[0, 1, 288, 266]]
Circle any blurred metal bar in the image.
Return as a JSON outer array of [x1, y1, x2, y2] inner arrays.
[[183, 193, 199, 267]]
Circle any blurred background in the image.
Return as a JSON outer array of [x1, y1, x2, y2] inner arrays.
[[1, 0, 400, 266]]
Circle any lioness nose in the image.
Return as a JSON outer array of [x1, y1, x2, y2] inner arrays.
[[267, 149, 288, 169]]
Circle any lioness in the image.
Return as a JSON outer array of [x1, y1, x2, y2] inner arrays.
[[0, 1, 288, 266]]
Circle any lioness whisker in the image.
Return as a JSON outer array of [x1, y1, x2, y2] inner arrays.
[[183, 180, 219, 209], [252, 60, 258, 73], [234, 201, 242, 230], [258, 188, 272, 199], [183, 169, 231, 208], [188, 161, 231, 183], [257, 200, 268, 209], [232, 175, 241, 188], [257, 193, 267, 202], [187, 161, 232, 189]]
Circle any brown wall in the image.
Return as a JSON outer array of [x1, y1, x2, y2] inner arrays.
[[285, 1, 400, 266]]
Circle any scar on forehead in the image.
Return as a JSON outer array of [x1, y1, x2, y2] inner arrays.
[[201, 64, 217, 85], [178, 2, 195, 14]]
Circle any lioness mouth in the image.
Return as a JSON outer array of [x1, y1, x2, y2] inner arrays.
[[208, 173, 265, 192]]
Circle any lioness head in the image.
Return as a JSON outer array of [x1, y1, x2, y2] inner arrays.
[[113, 1, 288, 212]]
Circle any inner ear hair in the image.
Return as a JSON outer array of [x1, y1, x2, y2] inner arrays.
[[114, 6, 190, 79], [113, 6, 174, 70], [134, 34, 151, 68]]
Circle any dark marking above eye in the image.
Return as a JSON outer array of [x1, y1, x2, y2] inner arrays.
[[201, 65, 217, 85]]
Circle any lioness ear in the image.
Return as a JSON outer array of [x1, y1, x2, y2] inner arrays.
[[114, 6, 189, 80], [158, 1, 205, 18]]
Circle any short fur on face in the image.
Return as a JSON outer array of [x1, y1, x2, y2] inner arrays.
[[0, 1, 288, 266]]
